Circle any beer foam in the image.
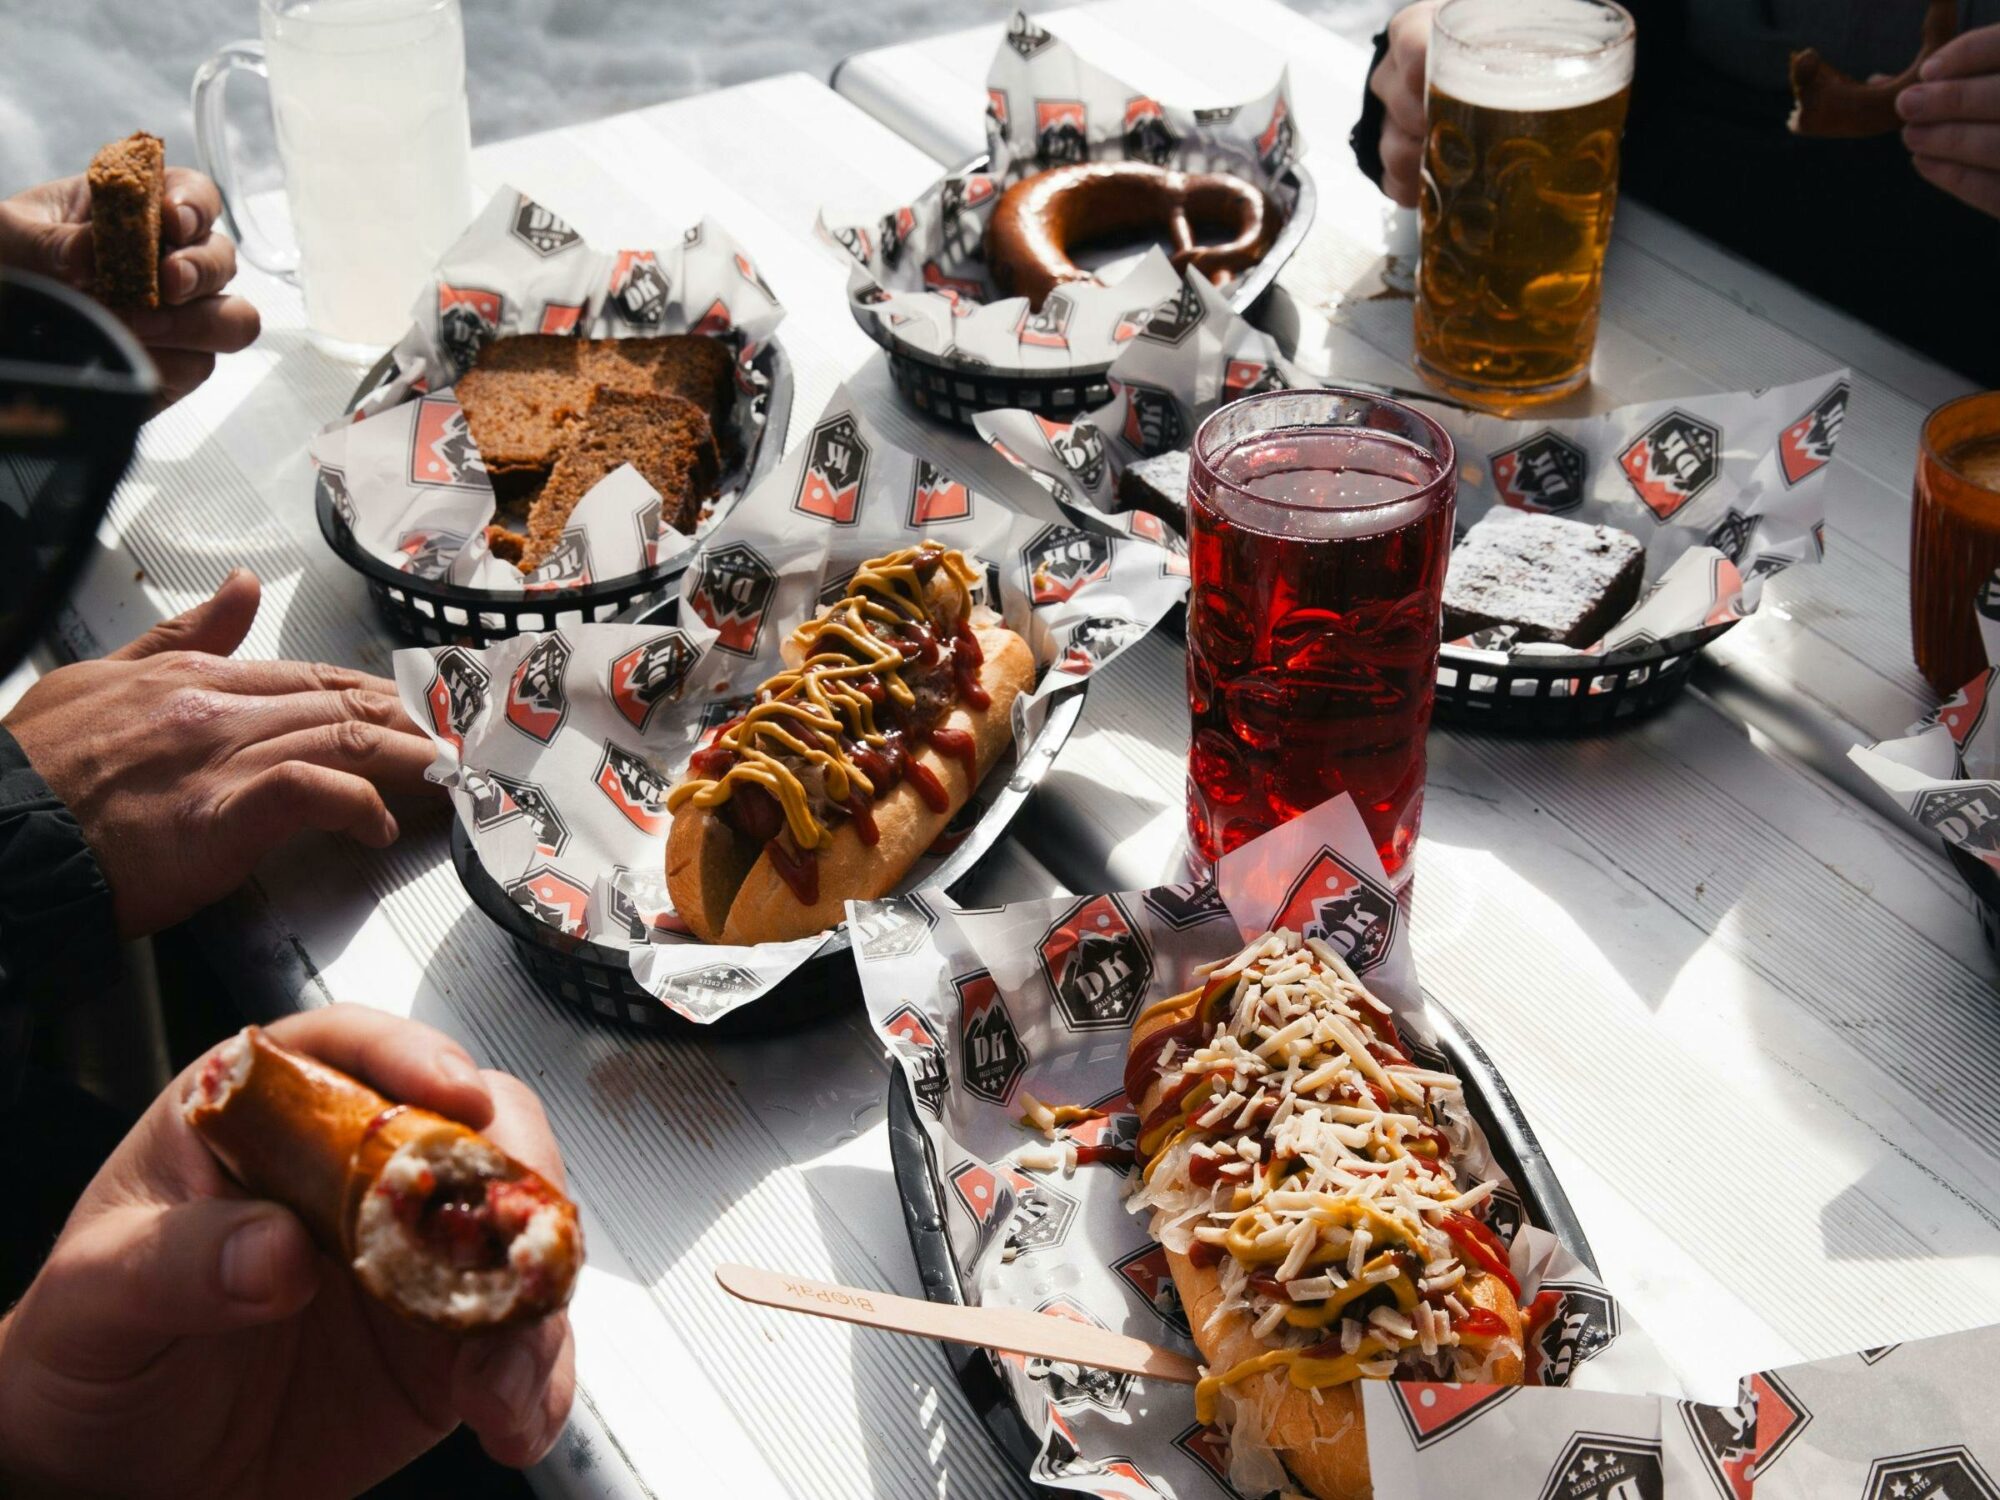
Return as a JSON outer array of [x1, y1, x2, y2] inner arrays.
[[1428, 0, 1634, 112]]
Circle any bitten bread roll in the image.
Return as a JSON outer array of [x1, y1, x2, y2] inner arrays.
[[183, 1027, 582, 1333], [667, 543, 1034, 946], [1127, 932, 1524, 1499]]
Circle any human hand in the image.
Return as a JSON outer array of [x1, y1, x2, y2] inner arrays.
[[3, 570, 438, 938], [0, 1005, 577, 1499], [0, 167, 260, 406], [1900, 24, 2000, 218], [1368, 1, 1442, 209]]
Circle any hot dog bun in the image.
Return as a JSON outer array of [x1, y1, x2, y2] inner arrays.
[[668, 625, 1033, 944]]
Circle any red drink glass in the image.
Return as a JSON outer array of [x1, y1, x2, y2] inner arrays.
[[1186, 389, 1457, 880]]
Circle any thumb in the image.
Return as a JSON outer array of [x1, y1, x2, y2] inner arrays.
[[22, 1200, 320, 1377], [110, 568, 261, 661], [0, 202, 91, 283]]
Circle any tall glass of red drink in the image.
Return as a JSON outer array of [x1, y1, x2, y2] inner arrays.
[[1186, 389, 1457, 881]]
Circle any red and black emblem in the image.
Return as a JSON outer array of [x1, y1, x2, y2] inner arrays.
[[947, 1158, 1008, 1231], [1017, 290, 1074, 351], [1143, 879, 1229, 931], [1122, 382, 1189, 455], [609, 630, 698, 732], [409, 396, 487, 489], [1003, 1166, 1078, 1257], [425, 646, 489, 751], [1391, 1383, 1517, 1450], [1704, 508, 1753, 563], [1141, 281, 1203, 347], [485, 771, 569, 857], [689, 541, 777, 656], [733, 250, 775, 301], [510, 195, 581, 257], [1681, 1372, 1811, 1500], [658, 963, 761, 1022], [1270, 845, 1398, 975], [594, 741, 672, 834], [316, 465, 356, 530], [691, 299, 732, 337], [523, 529, 592, 592], [878, 205, 916, 269], [1038, 415, 1108, 490], [1005, 13, 1055, 57], [1171, 1424, 1234, 1489], [1060, 614, 1142, 675], [607, 862, 673, 942], [1912, 784, 2000, 854], [1864, 1447, 2000, 1500], [1025, 1295, 1131, 1412], [396, 528, 463, 581], [1223, 358, 1282, 403], [1484, 1183, 1526, 1248], [1938, 673, 1993, 747], [1527, 1280, 1621, 1386], [1111, 1243, 1189, 1337], [796, 411, 870, 525], [508, 865, 589, 937], [1257, 95, 1296, 175], [608, 250, 670, 326], [1122, 96, 1175, 165], [505, 635, 570, 744], [1038, 893, 1154, 1031], [1619, 409, 1722, 521], [1493, 429, 1588, 513], [1024, 523, 1115, 605], [1778, 381, 1847, 487], [1539, 1434, 1662, 1500], [633, 494, 665, 569], [956, 967, 1027, 1104], [921, 259, 985, 303], [909, 458, 973, 526], [539, 301, 584, 335], [855, 893, 939, 962], [1035, 99, 1089, 167], [436, 284, 502, 379], [986, 87, 1010, 133], [881, 1001, 949, 1114], [827, 223, 872, 265]]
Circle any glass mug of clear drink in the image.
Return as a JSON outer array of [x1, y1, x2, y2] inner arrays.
[[193, 0, 474, 361], [1414, 0, 1635, 406], [1186, 390, 1457, 883]]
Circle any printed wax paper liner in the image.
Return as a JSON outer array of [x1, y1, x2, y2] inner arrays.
[[392, 383, 1187, 1023], [817, 11, 1302, 377], [849, 793, 1677, 1498], [311, 187, 787, 596], [975, 272, 1853, 660], [1849, 568, 2000, 872]]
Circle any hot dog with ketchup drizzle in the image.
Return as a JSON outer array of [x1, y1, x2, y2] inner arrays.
[[665, 543, 1033, 945]]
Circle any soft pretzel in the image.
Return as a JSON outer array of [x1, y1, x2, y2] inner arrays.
[[984, 162, 1280, 311], [1789, 0, 1957, 138]]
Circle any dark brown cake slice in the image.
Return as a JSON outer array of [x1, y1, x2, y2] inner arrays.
[[453, 336, 593, 473], [585, 336, 737, 460], [513, 389, 720, 571], [1442, 509, 1644, 648], [88, 132, 164, 312]]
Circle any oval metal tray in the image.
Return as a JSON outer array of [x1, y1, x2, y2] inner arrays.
[[884, 997, 1595, 1495]]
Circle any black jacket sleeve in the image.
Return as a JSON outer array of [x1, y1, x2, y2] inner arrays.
[[0, 725, 119, 1102], [1350, 26, 1394, 194]]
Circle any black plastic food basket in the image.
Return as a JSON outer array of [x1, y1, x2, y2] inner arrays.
[[861, 158, 1316, 429], [453, 677, 1088, 1032], [1434, 622, 1734, 733], [319, 337, 793, 649], [885, 997, 1596, 1497], [1947, 842, 2000, 957]]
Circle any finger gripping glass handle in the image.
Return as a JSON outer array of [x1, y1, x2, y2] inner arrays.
[[190, 41, 301, 282]]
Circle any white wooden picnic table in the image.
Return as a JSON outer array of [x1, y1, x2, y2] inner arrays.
[[44, 0, 2000, 1494]]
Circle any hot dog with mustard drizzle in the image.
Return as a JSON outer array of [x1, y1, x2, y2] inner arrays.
[[666, 542, 1033, 945], [1127, 929, 1524, 1499]]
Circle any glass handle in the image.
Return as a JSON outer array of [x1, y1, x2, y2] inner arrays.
[[190, 41, 300, 282]]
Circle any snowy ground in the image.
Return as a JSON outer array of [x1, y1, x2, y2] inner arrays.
[[0, 0, 1391, 194]]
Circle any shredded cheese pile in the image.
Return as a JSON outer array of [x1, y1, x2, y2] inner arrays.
[[1127, 929, 1516, 1421]]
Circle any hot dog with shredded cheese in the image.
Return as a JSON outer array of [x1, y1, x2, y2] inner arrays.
[[1127, 931, 1523, 1498], [666, 543, 1032, 945], [183, 1027, 582, 1334]]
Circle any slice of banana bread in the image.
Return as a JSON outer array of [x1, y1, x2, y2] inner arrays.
[[507, 388, 720, 571], [88, 132, 165, 312], [454, 336, 592, 473], [584, 337, 734, 428]]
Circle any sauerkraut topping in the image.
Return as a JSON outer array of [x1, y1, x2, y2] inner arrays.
[[1125, 929, 1519, 1422]]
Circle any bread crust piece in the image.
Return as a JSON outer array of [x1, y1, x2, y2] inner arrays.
[[1166, 1249, 1522, 1500], [87, 132, 165, 312], [667, 628, 1032, 945]]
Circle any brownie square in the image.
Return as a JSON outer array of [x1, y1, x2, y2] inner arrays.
[[1117, 449, 1190, 517], [88, 132, 165, 312], [1443, 509, 1645, 648]]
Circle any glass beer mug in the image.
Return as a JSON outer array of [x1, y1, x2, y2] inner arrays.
[[1413, 0, 1636, 406], [193, 0, 475, 361]]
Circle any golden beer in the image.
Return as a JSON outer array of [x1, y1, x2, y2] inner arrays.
[[1414, 0, 1635, 406]]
